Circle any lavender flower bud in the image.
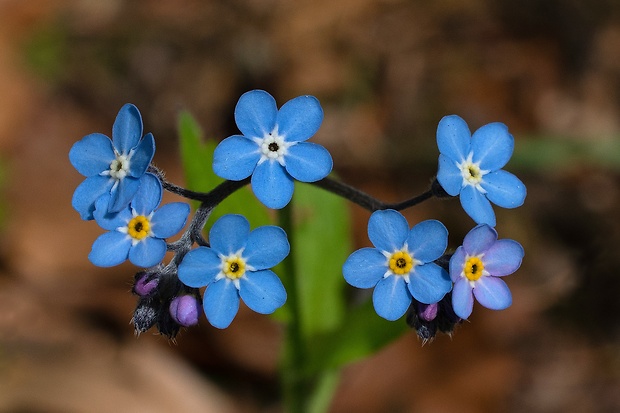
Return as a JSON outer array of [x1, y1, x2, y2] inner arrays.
[[169, 295, 200, 327], [417, 302, 439, 322], [132, 271, 160, 297]]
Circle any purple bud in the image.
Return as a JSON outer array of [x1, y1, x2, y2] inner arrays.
[[169, 295, 200, 327], [133, 271, 159, 297], [418, 302, 439, 322]]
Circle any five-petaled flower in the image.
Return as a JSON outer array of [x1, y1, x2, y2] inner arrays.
[[177, 214, 289, 329], [449, 224, 524, 319], [436, 115, 526, 226], [89, 173, 190, 268], [70, 103, 157, 220], [213, 90, 333, 209], [343, 209, 452, 321]]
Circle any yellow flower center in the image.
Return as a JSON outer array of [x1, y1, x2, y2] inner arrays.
[[223, 256, 246, 279], [127, 215, 151, 240], [388, 251, 414, 275], [464, 256, 484, 281]]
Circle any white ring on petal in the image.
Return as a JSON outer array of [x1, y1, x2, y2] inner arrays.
[[456, 152, 490, 192], [253, 128, 295, 166]]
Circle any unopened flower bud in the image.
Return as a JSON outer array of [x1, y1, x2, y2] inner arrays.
[[157, 306, 180, 338], [132, 299, 159, 334], [169, 295, 201, 327], [132, 271, 160, 297], [407, 294, 462, 343], [417, 302, 438, 322]]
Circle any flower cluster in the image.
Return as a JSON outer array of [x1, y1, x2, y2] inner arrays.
[[69, 90, 525, 340]]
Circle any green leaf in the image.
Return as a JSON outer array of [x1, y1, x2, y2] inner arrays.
[[305, 298, 409, 374], [177, 110, 271, 230], [511, 135, 620, 172], [289, 181, 408, 375], [291, 182, 351, 339]]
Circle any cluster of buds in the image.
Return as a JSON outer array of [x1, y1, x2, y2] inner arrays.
[[131, 269, 201, 338]]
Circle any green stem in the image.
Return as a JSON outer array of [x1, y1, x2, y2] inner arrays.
[[279, 203, 308, 413]]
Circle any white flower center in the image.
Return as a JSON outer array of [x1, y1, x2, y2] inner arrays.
[[254, 130, 294, 166], [456, 152, 488, 192], [108, 153, 131, 180]]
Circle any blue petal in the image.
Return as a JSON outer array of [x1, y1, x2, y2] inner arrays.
[[128, 133, 155, 178], [284, 142, 333, 182], [463, 224, 497, 256], [112, 104, 143, 154], [449, 246, 466, 283], [72, 175, 114, 220], [436, 115, 471, 162], [93, 195, 132, 230], [276, 95, 323, 142], [407, 263, 451, 304], [209, 214, 250, 255], [109, 176, 141, 213], [460, 185, 496, 226], [436, 154, 463, 196], [367, 209, 409, 253], [178, 247, 221, 288], [343, 248, 387, 288], [251, 160, 294, 209], [452, 278, 474, 319], [239, 269, 287, 314], [483, 239, 524, 276], [471, 122, 513, 171], [130, 173, 162, 215], [243, 226, 289, 270], [372, 275, 411, 321], [406, 219, 448, 263], [69, 133, 115, 176], [212, 135, 261, 180], [473, 276, 512, 310], [150, 202, 190, 238], [235, 90, 278, 138], [203, 278, 240, 329], [481, 170, 526, 209], [129, 237, 167, 268], [88, 231, 131, 267]]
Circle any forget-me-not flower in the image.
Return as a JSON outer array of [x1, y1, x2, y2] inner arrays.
[[343, 209, 452, 321], [89, 173, 190, 268], [213, 90, 333, 209], [70, 103, 157, 220], [177, 214, 289, 329], [436, 115, 526, 226], [449, 224, 524, 319]]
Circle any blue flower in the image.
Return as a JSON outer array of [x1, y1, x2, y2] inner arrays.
[[70, 103, 157, 220], [213, 90, 333, 209], [436, 115, 526, 226], [89, 173, 190, 268], [449, 224, 524, 319], [343, 209, 452, 321], [177, 214, 289, 329]]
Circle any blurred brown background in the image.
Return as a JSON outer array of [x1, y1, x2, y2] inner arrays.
[[1, 0, 620, 412]]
